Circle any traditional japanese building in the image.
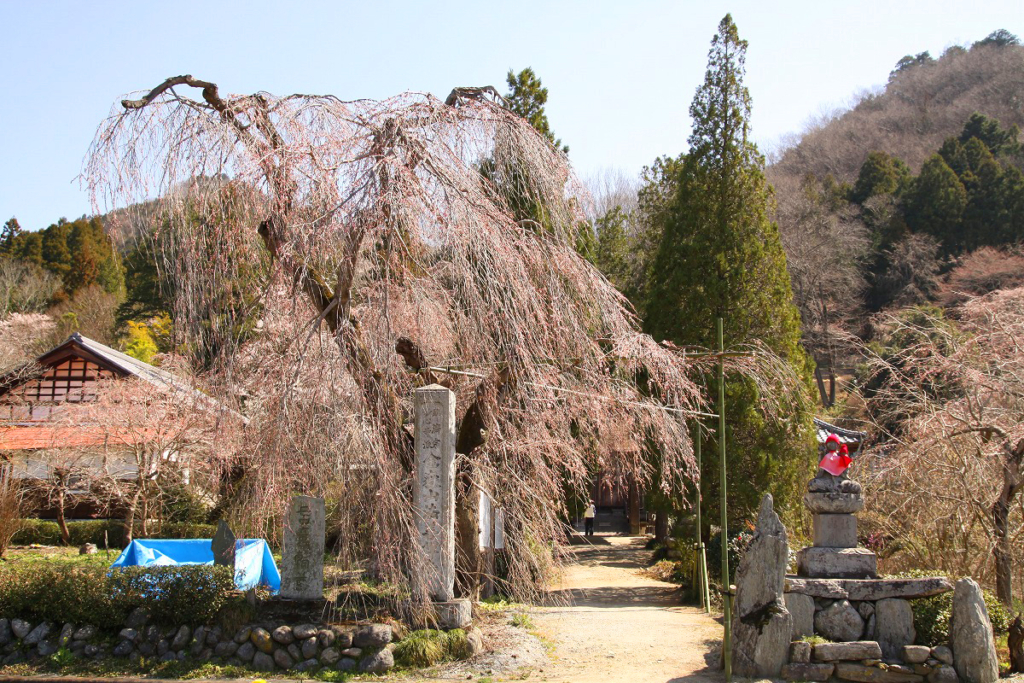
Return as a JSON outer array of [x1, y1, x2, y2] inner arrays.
[[0, 333, 230, 519]]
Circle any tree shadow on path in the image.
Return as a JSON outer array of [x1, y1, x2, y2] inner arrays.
[[543, 584, 685, 608]]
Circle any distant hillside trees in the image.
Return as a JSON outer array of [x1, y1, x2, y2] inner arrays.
[[0, 216, 123, 298], [779, 104, 1024, 338], [0, 214, 158, 351], [771, 32, 1024, 186], [850, 114, 1024, 305]]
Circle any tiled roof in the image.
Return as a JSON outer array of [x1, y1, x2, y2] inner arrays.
[[814, 417, 867, 445], [0, 334, 244, 452]]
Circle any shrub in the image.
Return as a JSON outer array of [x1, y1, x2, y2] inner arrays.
[[394, 630, 447, 668], [897, 570, 1011, 645], [444, 628, 472, 660], [108, 565, 236, 625], [0, 562, 234, 627], [0, 563, 119, 625], [706, 529, 754, 584], [11, 519, 63, 545]]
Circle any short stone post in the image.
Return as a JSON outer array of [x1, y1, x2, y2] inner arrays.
[[280, 495, 326, 600], [413, 384, 470, 628]]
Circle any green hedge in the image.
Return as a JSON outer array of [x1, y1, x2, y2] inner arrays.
[[11, 520, 217, 547], [0, 563, 120, 625], [109, 565, 236, 624], [0, 562, 235, 627]]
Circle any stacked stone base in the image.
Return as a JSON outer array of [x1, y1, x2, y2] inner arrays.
[[786, 578, 941, 659], [428, 599, 472, 629], [797, 547, 879, 579], [0, 615, 417, 674], [782, 640, 957, 683]]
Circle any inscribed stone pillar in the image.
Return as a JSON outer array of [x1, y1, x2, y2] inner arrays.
[[281, 495, 326, 600], [413, 384, 457, 603]]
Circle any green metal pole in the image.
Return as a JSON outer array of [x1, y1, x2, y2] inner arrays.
[[718, 316, 731, 681], [694, 424, 710, 612]]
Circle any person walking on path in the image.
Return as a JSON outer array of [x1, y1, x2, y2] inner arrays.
[[584, 501, 596, 537]]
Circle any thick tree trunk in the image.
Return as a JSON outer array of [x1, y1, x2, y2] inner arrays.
[[56, 489, 70, 546], [454, 467, 481, 600], [141, 495, 150, 537], [992, 438, 1024, 607], [993, 497, 1012, 607], [124, 488, 143, 545]]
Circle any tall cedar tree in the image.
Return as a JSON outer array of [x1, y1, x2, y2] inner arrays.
[[645, 15, 813, 530]]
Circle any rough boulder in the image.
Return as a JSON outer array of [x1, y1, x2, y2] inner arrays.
[[731, 494, 793, 678]]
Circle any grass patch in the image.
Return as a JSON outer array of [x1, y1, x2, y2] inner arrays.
[[800, 635, 830, 645], [393, 628, 473, 669], [478, 595, 527, 612], [510, 613, 535, 630], [2, 545, 116, 568]]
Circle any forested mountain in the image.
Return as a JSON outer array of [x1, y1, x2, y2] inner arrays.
[[770, 36, 1024, 185], [768, 32, 1024, 376]]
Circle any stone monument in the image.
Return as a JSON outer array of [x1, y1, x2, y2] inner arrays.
[[413, 384, 470, 628], [796, 473, 877, 579], [731, 494, 793, 678], [760, 432, 997, 683], [211, 519, 236, 567], [280, 495, 326, 600]]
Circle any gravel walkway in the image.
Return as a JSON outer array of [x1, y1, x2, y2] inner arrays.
[[402, 534, 723, 683], [526, 534, 723, 683]]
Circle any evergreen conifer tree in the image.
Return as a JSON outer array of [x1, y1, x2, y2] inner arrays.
[[904, 154, 967, 250], [852, 151, 911, 204], [505, 68, 568, 154], [645, 15, 813, 529]]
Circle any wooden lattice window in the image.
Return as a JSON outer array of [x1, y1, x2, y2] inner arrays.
[[1, 356, 116, 421]]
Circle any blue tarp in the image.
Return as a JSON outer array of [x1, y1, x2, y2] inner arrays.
[[111, 538, 281, 593]]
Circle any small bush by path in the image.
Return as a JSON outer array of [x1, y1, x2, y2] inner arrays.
[[0, 562, 235, 626]]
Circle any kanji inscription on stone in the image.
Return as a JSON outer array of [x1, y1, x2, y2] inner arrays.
[[413, 384, 457, 602], [281, 495, 326, 600]]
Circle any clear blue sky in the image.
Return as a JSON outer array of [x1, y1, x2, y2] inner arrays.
[[2, 0, 1021, 231]]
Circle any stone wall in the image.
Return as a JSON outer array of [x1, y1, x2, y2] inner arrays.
[[783, 640, 958, 683], [0, 613, 400, 675]]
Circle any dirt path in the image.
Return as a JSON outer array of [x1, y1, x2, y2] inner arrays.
[[526, 534, 723, 683]]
